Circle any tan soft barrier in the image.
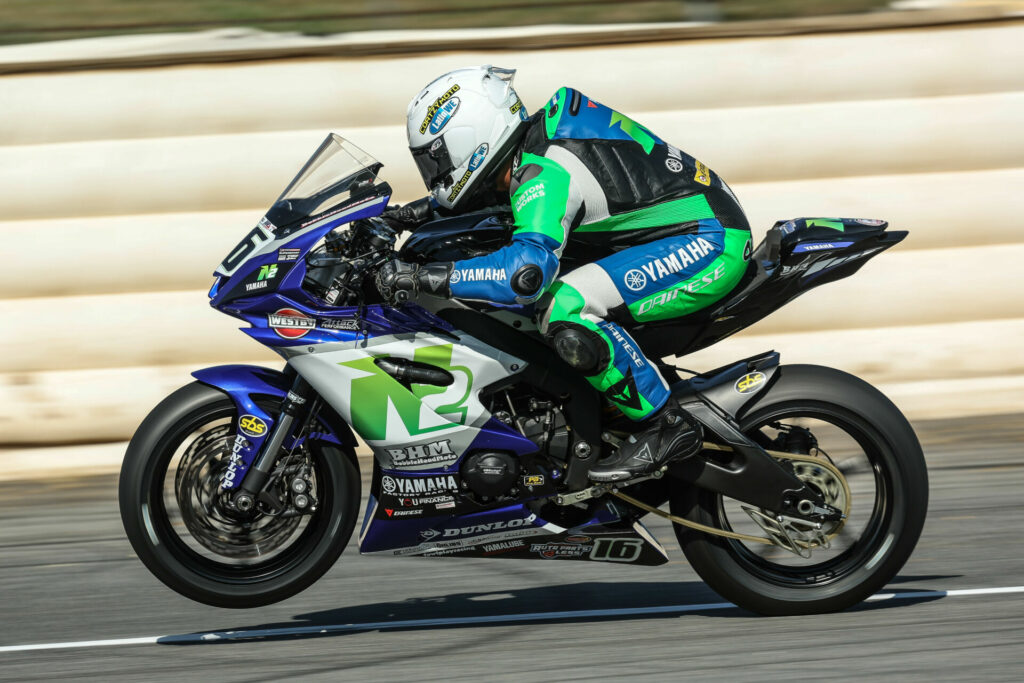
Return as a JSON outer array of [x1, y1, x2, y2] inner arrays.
[[2, 22, 1023, 146], [3, 167, 1021, 299], [3, 91, 1023, 220]]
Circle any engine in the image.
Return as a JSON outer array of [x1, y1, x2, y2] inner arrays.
[[460, 451, 520, 499]]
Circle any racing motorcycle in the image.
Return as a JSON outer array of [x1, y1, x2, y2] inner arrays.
[[119, 134, 928, 615]]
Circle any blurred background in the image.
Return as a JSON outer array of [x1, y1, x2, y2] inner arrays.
[[1, 0, 1022, 476]]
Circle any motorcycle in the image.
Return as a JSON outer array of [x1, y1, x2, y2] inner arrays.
[[119, 134, 928, 615]]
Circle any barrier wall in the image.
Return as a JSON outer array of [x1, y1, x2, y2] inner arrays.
[[1, 20, 1022, 445]]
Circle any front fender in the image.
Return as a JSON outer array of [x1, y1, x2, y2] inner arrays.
[[191, 364, 359, 488]]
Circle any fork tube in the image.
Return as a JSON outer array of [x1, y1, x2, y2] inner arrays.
[[238, 376, 312, 496]]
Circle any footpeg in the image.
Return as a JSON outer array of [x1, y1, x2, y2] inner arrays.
[[556, 470, 665, 506]]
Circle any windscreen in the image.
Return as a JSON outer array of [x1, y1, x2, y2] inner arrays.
[[216, 134, 387, 276]]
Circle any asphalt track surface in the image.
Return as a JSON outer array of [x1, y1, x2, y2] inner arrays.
[[1, 414, 1022, 681]]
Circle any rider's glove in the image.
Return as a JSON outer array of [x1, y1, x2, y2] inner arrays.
[[376, 259, 452, 304], [380, 197, 434, 233]]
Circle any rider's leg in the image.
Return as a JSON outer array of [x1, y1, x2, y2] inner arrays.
[[542, 219, 751, 481]]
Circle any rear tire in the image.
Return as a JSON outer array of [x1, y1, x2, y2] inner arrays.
[[119, 382, 361, 608], [670, 365, 928, 615]]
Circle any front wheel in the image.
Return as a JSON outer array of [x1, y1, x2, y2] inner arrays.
[[119, 382, 361, 608], [671, 364, 928, 616]]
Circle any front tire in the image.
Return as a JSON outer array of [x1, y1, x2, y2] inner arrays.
[[119, 382, 361, 608], [671, 365, 928, 615]]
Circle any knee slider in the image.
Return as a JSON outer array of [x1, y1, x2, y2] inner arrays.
[[548, 326, 608, 375]]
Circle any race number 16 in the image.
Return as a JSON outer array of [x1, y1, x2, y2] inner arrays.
[[589, 538, 643, 562]]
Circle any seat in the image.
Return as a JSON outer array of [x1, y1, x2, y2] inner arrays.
[[775, 217, 889, 248]]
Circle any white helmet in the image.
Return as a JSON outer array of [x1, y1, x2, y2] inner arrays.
[[407, 65, 528, 211]]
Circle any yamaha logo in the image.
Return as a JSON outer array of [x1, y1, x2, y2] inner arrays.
[[665, 158, 683, 173], [623, 269, 647, 291], [382, 476, 397, 493]]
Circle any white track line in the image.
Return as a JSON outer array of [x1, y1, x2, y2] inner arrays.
[[2, 585, 1022, 654]]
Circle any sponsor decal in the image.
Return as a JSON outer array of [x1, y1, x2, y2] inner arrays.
[[325, 288, 340, 305], [509, 100, 523, 115], [793, 241, 854, 253], [390, 509, 423, 517], [258, 216, 277, 233], [483, 540, 524, 555], [268, 308, 315, 339], [277, 248, 301, 262], [694, 160, 711, 186], [436, 501, 456, 510], [393, 494, 454, 506], [220, 434, 249, 489], [665, 144, 685, 174], [420, 529, 441, 540], [244, 263, 279, 292], [443, 514, 537, 538], [735, 371, 767, 395], [339, 342, 473, 441], [297, 193, 378, 229], [623, 269, 647, 291], [449, 267, 506, 285], [428, 97, 460, 135], [447, 169, 474, 202], [245, 280, 269, 292], [387, 439, 456, 467], [238, 414, 267, 437], [532, 540, 593, 559], [632, 443, 654, 464], [636, 262, 727, 315], [382, 474, 459, 495], [855, 218, 886, 226], [743, 238, 753, 261], [468, 143, 488, 172], [638, 237, 716, 288], [600, 322, 645, 369], [420, 85, 461, 134], [320, 317, 360, 331], [514, 182, 545, 212], [522, 474, 545, 487], [589, 537, 644, 562]]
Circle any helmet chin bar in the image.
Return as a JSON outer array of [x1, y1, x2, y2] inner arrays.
[[441, 121, 530, 213]]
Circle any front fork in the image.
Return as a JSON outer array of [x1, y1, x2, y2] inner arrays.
[[232, 375, 314, 512]]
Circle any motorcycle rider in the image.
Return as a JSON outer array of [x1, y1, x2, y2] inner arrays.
[[376, 66, 752, 482]]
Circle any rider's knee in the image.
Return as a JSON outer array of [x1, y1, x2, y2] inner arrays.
[[544, 323, 609, 375]]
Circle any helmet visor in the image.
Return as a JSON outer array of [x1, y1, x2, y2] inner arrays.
[[411, 136, 455, 190]]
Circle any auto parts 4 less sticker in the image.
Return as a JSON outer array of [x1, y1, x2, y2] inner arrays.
[[339, 343, 472, 441]]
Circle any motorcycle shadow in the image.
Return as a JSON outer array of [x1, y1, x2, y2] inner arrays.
[[156, 576, 949, 646]]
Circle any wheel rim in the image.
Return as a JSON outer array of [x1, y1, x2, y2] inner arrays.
[[145, 402, 338, 584], [711, 403, 898, 588]]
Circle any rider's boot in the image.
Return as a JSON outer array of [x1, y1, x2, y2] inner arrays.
[[587, 403, 703, 483]]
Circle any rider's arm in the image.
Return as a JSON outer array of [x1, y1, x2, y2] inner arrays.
[[446, 154, 576, 305]]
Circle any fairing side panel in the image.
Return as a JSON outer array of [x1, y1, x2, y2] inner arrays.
[[287, 331, 537, 473]]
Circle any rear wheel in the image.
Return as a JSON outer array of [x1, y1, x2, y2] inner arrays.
[[671, 365, 928, 615], [119, 382, 361, 608]]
